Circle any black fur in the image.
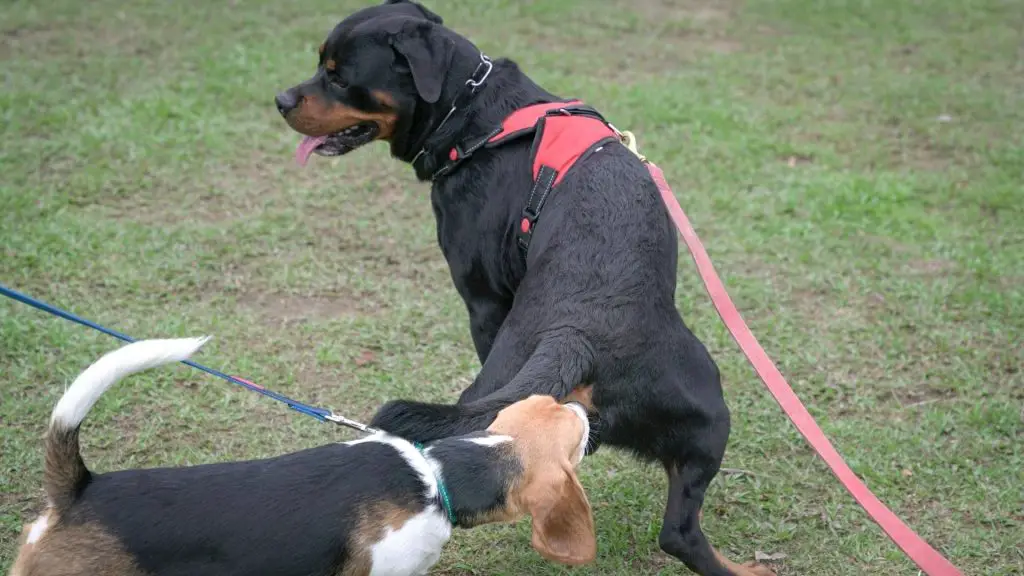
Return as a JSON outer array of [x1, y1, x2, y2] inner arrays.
[[278, 2, 739, 574], [69, 442, 425, 576], [424, 432, 522, 527], [59, 433, 523, 576]]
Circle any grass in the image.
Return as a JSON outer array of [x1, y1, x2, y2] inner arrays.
[[1, 0, 1021, 574]]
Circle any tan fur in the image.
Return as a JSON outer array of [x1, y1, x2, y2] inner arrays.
[[564, 385, 594, 411], [325, 59, 336, 71], [9, 517, 142, 576], [371, 90, 397, 110], [712, 548, 777, 576], [282, 95, 398, 141], [485, 395, 596, 565], [338, 501, 418, 576], [43, 427, 88, 515]]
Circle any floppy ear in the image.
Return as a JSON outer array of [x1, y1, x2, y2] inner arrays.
[[390, 21, 453, 104], [525, 461, 597, 565]]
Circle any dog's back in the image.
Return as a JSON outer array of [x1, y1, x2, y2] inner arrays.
[[9, 338, 447, 576], [11, 336, 594, 576]]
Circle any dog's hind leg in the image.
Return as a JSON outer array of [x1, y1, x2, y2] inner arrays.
[[370, 328, 593, 442], [656, 419, 775, 576]]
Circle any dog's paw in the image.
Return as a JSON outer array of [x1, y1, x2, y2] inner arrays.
[[369, 400, 427, 432], [369, 399, 470, 442]]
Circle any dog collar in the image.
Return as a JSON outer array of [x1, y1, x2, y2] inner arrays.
[[410, 52, 493, 174], [413, 442, 458, 526]]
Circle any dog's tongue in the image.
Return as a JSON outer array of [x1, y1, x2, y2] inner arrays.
[[295, 135, 328, 167]]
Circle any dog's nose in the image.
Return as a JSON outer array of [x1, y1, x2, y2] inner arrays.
[[275, 91, 299, 117]]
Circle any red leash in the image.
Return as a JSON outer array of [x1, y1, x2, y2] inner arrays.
[[645, 161, 963, 576]]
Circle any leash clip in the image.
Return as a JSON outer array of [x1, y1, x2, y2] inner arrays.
[[325, 412, 382, 435], [466, 53, 493, 92], [611, 125, 646, 163]]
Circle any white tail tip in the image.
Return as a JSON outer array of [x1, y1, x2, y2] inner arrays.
[[51, 336, 212, 429]]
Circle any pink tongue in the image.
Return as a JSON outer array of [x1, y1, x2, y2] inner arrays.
[[295, 135, 329, 167]]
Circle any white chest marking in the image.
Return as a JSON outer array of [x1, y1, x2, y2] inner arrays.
[[344, 433, 454, 575], [368, 508, 452, 576]]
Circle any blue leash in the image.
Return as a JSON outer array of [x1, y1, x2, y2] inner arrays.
[[0, 282, 380, 434], [1, 282, 462, 525]]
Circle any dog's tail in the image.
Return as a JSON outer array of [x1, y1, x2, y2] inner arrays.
[[45, 337, 210, 514]]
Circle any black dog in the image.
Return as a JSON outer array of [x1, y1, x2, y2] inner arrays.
[[276, 2, 773, 575]]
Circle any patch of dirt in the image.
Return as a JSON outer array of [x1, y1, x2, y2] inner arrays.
[[732, 253, 1016, 419], [102, 145, 414, 226], [293, 365, 377, 419], [522, 0, 745, 82], [796, 111, 961, 173], [887, 385, 958, 408], [0, 492, 41, 518], [0, 24, 60, 58], [0, 17, 159, 61], [237, 291, 360, 326], [630, 0, 735, 23], [890, 143, 953, 172], [903, 259, 956, 277], [782, 154, 814, 167]]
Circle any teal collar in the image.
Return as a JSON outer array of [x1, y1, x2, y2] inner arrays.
[[414, 442, 457, 526]]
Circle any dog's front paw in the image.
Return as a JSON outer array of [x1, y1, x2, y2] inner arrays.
[[369, 399, 462, 442], [370, 400, 424, 433]]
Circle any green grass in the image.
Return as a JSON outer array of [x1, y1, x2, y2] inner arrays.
[[2, 0, 1022, 574]]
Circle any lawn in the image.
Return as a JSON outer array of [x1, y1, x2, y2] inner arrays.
[[1, 0, 1021, 574]]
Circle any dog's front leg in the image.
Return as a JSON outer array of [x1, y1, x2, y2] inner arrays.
[[465, 295, 512, 365], [370, 328, 594, 442]]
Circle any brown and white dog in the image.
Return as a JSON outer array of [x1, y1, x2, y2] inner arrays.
[[8, 337, 593, 576]]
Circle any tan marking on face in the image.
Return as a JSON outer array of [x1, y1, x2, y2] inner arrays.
[[564, 385, 594, 412], [371, 90, 397, 109], [9, 517, 143, 576], [484, 395, 596, 565], [325, 59, 336, 71], [339, 500, 417, 576], [282, 95, 399, 141], [318, 42, 326, 55]]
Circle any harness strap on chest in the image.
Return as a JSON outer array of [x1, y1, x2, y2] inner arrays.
[[433, 100, 620, 259]]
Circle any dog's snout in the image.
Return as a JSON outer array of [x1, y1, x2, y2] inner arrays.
[[275, 90, 299, 117]]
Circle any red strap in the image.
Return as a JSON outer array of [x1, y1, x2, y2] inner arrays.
[[646, 161, 962, 576], [487, 100, 582, 144], [533, 116, 617, 187]]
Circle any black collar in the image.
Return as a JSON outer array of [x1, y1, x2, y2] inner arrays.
[[410, 53, 493, 178]]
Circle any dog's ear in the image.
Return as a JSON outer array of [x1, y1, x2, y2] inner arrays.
[[390, 21, 453, 104], [384, 0, 443, 24], [523, 460, 596, 565]]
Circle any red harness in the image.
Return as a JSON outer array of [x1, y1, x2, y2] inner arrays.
[[434, 100, 963, 575], [435, 100, 619, 256]]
